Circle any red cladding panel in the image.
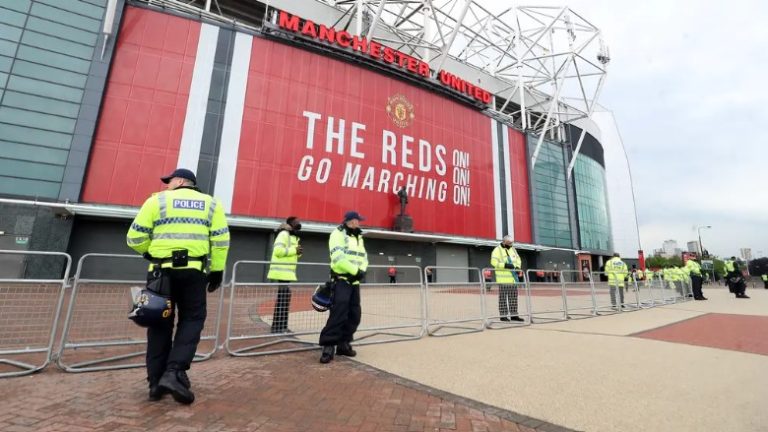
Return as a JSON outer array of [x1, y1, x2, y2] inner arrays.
[[231, 38, 495, 238], [508, 128, 532, 243], [81, 7, 200, 205]]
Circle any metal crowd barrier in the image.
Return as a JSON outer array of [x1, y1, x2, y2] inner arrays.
[[560, 270, 598, 319], [637, 275, 659, 307], [424, 266, 485, 336], [482, 268, 532, 329], [526, 269, 567, 323], [226, 262, 425, 357], [56, 253, 224, 372], [589, 272, 623, 314], [0, 250, 71, 378]]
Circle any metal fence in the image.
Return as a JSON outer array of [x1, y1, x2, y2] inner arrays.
[[1, 248, 705, 375], [226, 262, 425, 357], [424, 266, 485, 336], [560, 270, 598, 319], [56, 254, 224, 372], [526, 269, 568, 323], [482, 268, 531, 329], [0, 250, 71, 378]]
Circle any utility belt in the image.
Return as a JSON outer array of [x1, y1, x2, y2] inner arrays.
[[330, 270, 353, 280], [147, 249, 208, 271]]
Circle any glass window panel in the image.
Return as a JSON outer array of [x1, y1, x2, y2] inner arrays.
[[26, 17, 98, 46], [0, 55, 12, 73], [3, 0, 32, 14], [0, 23, 23, 42], [0, 72, 7, 88], [21, 31, 95, 60], [35, 0, 104, 20], [11, 60, 88, 88], [0, 107, 77, 134], [0, 175, 60, 198], [30, 3, 101, 33], [0, 39, 17, 57], [0, 123, 72, 148], [0, 8, 27, 27], [2, 91, 81, 118], [0, 140, 69, 164], [0, 159, 64, 182], [16, 45, 91, 74], [7, 75, 83, 103]]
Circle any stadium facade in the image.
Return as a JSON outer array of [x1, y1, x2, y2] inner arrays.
[[0, 0, 641, 280]]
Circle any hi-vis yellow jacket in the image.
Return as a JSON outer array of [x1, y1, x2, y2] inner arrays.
[[491, 245, 521, 284], [329, 225, 368, 285], [605, 257, 628, 287], [267, 227, 301, 281], [126, 187, 229, 271]]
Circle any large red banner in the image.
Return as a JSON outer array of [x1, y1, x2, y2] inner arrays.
[[231, 37, 496, 238]]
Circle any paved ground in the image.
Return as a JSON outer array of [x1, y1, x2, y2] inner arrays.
[[355, 287, 768, 432], [2, 285, 767, 432], [0, 350, 571, 432]]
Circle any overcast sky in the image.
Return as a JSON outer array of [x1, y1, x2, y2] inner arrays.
[[477, 0, 767, 259]]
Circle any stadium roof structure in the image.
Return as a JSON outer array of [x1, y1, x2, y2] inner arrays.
[[128, 0, 610, 169]]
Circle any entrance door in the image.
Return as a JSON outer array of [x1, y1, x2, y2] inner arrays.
[[435, 244, 469, 283]]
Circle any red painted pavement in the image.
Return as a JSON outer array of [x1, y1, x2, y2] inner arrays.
[[634, 313, 768, 356]]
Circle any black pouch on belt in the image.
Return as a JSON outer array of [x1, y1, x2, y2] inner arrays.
[[171, 249, 189, 267], [147, 266, 172, 297]]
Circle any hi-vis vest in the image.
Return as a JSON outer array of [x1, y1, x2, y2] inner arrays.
[[724, 260, 735, 273], [267, 230, 300, 281], [761, 274, 768, 282], [605, 257, 628, 287], [329, 226, 368, 285], [127, 187, 230, 271], [491, 245, 521, 284], [685, 260, 702, 276]]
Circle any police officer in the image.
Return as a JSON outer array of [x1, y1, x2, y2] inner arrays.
[[605, 253, 628, 310], [267, 217, 303, 333], [725, 257, 749, 298], [685, 259, 706, 300], [319, 211, 368, 364], [761, 273, 768, 289], [491, 235, 523, 322], [126, 168, 229, 404]]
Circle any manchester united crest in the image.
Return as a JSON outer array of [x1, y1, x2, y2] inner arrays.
[[386, 94, 415, 128]]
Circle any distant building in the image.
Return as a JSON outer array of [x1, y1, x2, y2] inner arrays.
[[687, 241, 700, 253], [662, 240, 679, 258]]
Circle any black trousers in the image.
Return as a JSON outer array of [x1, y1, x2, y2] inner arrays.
[[146, 269, 207, 384], [498, 285, 519, 317], [691, 275, 703, 298], [389, 276, 396, 283], [319, 279, 361, 346], [271, 282, 292, 332]]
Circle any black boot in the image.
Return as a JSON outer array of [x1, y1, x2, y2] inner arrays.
[[147, 375, 167, 401], [148, 381, 167, 401], [336, 342, 357, 357], [158, 369, 195, 405], [510, 316, 525, 322], [319, 345, 335, 363]]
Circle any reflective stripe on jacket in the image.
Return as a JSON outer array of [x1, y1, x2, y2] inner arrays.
[[329, 225, 368, 285], [605, 257, 628, 287], [126, 187, 230, 271], [491, 245, 521, 284], [267, 229, 300, 281]]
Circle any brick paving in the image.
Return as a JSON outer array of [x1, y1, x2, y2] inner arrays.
[[0, 351, 573, 432]]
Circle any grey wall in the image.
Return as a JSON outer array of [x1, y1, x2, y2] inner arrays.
[[0, 203, 73, 279]]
